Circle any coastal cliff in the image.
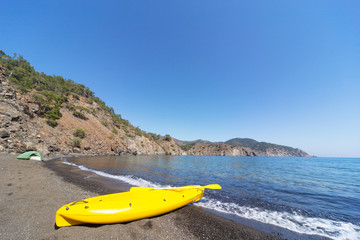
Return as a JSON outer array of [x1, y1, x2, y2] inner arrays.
[[0, 52, 309, 158]]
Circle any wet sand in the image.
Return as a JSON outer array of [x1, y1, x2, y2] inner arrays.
[[0, 153, 281, 239]]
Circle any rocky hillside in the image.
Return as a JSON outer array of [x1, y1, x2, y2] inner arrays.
[[0, 51, 309, 158]]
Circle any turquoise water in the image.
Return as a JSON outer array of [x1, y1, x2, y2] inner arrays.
[[64, 156, 360, 240]]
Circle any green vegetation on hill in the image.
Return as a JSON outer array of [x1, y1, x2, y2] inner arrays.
[[71, 137, 82, 148], [73, 128, 86, 139], [0, 50, 125, 127], [178, 143, 195, 151], [226, 138, 267, 151]]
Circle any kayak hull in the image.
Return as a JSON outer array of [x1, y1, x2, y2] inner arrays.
[[55, 185, 207, 227]]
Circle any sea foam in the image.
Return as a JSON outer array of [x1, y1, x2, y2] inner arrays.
[[195, 198, 360, 240], [62, 161, 171, 189]]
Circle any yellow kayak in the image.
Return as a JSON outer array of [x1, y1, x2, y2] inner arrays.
[[55, 184, 221, 227]]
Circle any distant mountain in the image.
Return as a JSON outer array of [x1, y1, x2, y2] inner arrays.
[[225, 138, 309, 157], [173, 139, 213, 145]]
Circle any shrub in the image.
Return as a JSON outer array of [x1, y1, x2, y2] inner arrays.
[[44, 108, 62, 120], [72, 94, 80, 100], [148, 132, 160, 141], [164, 134, 172, 141], [47, 119, 58, 127], [126, 133, 135, 138], [134, 127, 143, 136], [73, 128, 86, 139], [101, 118, 108, 127], [71, 137, 82, 147], [73, 111, 88, 120], [32, 94, 45, 103], [75, 105, 91, 113], [179, 143, 195, 151], [89, 108, 98, 116], [112, 129, 118, 134], [44, 108, 62, 127], [65, 103, 75, 111]]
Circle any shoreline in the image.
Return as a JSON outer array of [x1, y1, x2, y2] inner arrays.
[[0, 153, 281, 239]]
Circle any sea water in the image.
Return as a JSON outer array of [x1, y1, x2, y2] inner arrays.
[[62, 155, 360, 240]]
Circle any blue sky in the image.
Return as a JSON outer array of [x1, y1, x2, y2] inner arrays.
[[1, 1, 359, 157]]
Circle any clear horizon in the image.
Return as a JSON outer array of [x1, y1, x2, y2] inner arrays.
[[1, 1, 359, 157]]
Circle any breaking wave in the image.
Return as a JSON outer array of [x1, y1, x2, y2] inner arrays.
[[195, 198, 360, 240]]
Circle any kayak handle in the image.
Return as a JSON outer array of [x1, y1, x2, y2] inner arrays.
[[70, 200, 88, 206]]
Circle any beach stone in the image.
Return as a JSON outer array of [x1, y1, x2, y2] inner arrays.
[[17, 143, 37, 153], [110, 146, 124, 154], [73, 147, 81, 153], [48, 145, 60, 152], [16, 144, 27, 153], [27, 146, 37, 152], [23, 105, 34, 117], [8, 124, 20, 133], [0, 129, 10, 138], [0, 117, 11, 127], [4, 92, 15, 99], [10, 114, 20, 121], [0, 102, 21, 121]]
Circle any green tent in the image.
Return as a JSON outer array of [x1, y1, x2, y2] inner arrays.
[[16, 151, 44, 161]]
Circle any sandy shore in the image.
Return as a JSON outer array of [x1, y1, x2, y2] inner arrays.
[[0, 153, 281, 240]]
